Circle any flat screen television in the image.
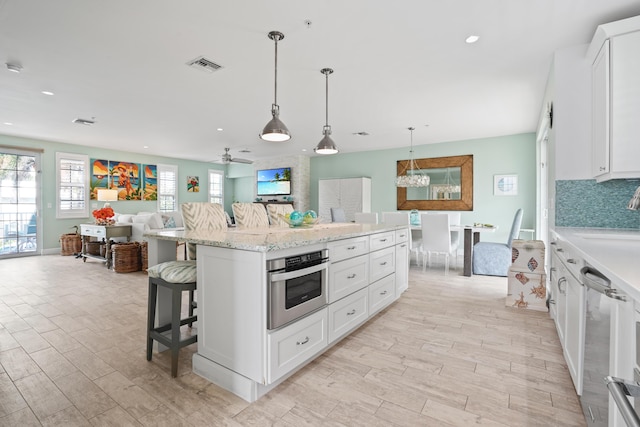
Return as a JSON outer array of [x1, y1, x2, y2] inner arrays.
[[257, 167, 291, 196]]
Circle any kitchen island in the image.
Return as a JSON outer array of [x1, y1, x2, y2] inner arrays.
[[145, 223, 410, 402]]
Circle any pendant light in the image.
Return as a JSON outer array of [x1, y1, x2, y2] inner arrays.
[[395, 127, 430, 187], [260, 31, 291, 142], [314, 68, 338, 155]]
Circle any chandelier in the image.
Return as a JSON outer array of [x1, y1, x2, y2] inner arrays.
[[440, 167, 461, 194], [396, 127, 430, 187]]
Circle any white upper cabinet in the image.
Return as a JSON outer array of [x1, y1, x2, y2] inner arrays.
[[588, 16, 640, 182]]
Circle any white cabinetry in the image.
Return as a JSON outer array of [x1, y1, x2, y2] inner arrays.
[[395, 228, 409, 296], [588, 17, 640, 182], [318, 177, 371, 222]]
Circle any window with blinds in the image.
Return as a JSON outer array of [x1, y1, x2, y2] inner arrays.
[[158, 164, 178, 212], [56, 152, 89, 218], [208, 169, 224, 205]]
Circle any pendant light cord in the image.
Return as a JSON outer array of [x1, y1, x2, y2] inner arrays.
[[274, 35, 278, 106], [325, 71, 329, 126]]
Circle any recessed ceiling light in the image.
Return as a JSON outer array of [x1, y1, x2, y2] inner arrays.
[[217, 128, 223, 131], [41, 91, 54, 96], [302, 148, 307, 152], [465, 35, 479, 44], [6, 63, 22, 73], [4, 122, 13, 126], [143, 145, 149, 149]]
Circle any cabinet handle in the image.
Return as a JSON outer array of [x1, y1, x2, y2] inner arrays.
[[346, 309, 356, 316], [567, 258, 577, 264], [550, 267, 557, 272], [380, 261, 387, 266], [379, 239, 387, 242], [556, 248, 564, 252], [550, 241, 557, 246], [400, 244, 407, 248], [347, 273, 357, 279], [558, 277, 567, 294], [548, 299, 556, 305], [347, 246, 356, 250], [399, 233, 406, 238], [599, 166, 606, 171], [380, 290, 388, 296], [296, 336, 310, 345]]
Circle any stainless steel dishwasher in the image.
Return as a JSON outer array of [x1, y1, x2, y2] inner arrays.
[[580, 265, 622, 426]]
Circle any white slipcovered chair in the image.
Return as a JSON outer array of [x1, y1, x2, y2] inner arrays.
[[419, 213, 459, 275], [354, 212, 378, 224]]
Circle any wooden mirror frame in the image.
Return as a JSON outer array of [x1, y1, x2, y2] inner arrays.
[[396, 154, 473, 211]]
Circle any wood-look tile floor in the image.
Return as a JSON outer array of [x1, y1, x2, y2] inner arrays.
[[0, 255, 586, 426]]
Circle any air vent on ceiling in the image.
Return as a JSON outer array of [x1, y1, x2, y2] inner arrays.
[[352, 131, 369, 136], [187, 56, 223, 73], [73, 118, 95, 126]]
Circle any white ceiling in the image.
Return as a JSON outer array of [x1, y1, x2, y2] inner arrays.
[[1, 0, 639, 164]]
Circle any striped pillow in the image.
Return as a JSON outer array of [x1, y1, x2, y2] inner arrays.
[[147, 260, 197, 283]]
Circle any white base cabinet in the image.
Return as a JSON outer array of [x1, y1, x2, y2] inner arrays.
[[190, 227, 408, 403]]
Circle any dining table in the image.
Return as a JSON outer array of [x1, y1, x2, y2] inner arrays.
[[411, 223, 497, 277]]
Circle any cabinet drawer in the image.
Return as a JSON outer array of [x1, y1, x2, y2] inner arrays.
[[369, 274, 396, 315], [328, 288, 368, 344], [329, 254, 369, 303], [267, 308, 328, 383], [80, 224, 105, 238], [369, 231, 395, 251], [328, 236, 369, 262], [370, 246, 395, 283], [395, 228, 409, 244]]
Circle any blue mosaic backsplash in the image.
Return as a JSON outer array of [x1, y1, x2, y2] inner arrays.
[[556, 179, 640, 229]]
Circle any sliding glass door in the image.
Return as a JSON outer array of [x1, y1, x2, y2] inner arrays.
[[0, 148, 40, 258]]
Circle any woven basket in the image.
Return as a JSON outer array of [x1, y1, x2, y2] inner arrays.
[[139, 241, 148, 271], [112, 242, 140, 273], [85, 241, 103, 256], [60, 233, 82, 256]]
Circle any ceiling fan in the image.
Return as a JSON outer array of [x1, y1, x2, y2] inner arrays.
[[217, 147, 253, 164]]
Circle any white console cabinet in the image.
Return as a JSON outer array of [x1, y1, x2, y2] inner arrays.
[[318, 177, 371, 222], [588, 16, 640, 182]]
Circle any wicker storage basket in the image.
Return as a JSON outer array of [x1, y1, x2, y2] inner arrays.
[[139, 241, 148, 271], [112, 242, 140, 273], [60, 233, 82, 256], [85, 241, 103, 256]]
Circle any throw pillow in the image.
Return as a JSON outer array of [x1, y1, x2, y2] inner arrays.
[[163, 215, 177, 228], [148, 212, 165, 229]]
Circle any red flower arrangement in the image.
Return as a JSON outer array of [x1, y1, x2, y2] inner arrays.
[[92, 206, 115, 225]]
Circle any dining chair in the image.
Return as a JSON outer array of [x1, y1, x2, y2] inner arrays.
[[419, 213, 458, 275], [232, 203, 270, 228], [330, 207, 347, 223], [354, 212, 378, 224], [472, 208, 523, 276], [266, 203, 294, 226]]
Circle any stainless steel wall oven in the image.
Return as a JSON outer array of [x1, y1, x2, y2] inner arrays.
[[267, 249, 329, 329]]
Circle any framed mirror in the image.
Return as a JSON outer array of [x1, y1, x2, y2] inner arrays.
[[396, 154, 473, 211]]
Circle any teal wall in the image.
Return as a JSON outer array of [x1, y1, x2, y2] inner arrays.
[[311, 133, 537, 243], [1, 134, 225, 251], [2, 131, 537, 251]]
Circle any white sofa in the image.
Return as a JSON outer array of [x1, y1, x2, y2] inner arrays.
[[113, 211, 184, 242]]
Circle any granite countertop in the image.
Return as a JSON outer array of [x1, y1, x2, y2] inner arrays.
[[553, 227, 640, 301], [144, 223, 403, 252]]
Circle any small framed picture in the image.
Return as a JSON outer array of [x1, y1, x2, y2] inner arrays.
[[187, 176, 199, 192], [494, 174, 518, 196]]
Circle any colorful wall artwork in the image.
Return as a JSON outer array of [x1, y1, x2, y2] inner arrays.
[[187, 176, 199, 192], [143, 164, 157, 200], [90, 159, 145, 200]]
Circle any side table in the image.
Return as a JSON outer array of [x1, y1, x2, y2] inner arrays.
[[80, 224, 132, 269]]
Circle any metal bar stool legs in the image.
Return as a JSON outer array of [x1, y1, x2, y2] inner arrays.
[[146, 276, 197, 377]]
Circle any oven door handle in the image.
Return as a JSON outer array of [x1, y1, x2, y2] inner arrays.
[[605, 376, 640, 427], [269, 262, 327, 282]]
